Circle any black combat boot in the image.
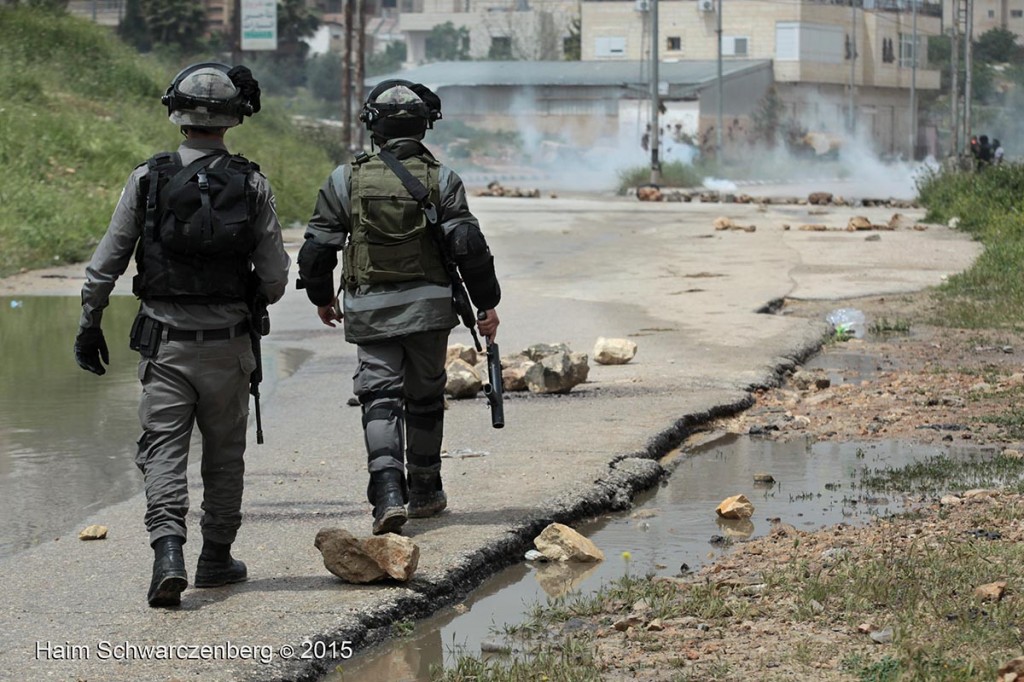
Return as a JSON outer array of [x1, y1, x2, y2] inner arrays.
[[370, 469, 407, 535], [407, 472, 447, 519], [147, 536, 187, 608], [195, 539, 248, 588]]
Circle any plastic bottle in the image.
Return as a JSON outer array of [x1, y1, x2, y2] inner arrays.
[[825, 308, 866, 339]]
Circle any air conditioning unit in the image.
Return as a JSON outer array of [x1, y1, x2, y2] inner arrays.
[[698, 0, 715, 12]]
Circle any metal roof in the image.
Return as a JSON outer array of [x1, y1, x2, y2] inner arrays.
[[369, 59, 772, 89]]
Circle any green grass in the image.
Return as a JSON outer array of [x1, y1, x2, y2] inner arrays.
[[917, 163, 1024, 328], [0, 7, 334, 276], [617, 160, 705, 191]]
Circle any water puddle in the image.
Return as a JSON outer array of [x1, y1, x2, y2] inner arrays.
[[0, 295, 309, 559], [327, 434, 986, 682]]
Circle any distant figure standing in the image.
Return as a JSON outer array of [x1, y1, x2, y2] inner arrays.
[[977, 135, 993, 170], [993, 139, 1005, 165]]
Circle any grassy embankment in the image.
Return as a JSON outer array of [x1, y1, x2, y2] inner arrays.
[[918, 162, 1024, 329], [0, 7, 335, 277]]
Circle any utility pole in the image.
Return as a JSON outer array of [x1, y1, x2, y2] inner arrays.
[[964, 0, 973, 146], [847, 0, 857, 133], [716, 0, 723, 159], [354, 0, 366, 151], [950, 0, 960, 156], [909, 0, 917, 160], [342, 0, 354, 151], [649, 0, 661, 184], [232, 0, 242, 66]]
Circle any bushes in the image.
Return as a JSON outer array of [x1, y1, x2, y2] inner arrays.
[[917, 163, 1024, 328]]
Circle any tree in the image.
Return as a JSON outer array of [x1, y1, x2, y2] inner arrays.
[[276, 0, 320, 62], [306, 52, 341, 101], [367, 41, 407, 76], [426, 22, 470, 61], [751, 86, 784, 147], [975, 28, 1022, 64], [118, 0, 150, 52], [142, 0, 206, 52]]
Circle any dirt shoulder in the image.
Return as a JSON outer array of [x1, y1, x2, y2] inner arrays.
[[533, 291, 1024, 681]]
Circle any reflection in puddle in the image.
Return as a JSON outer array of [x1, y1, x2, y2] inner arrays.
[[330, 435, 984, 682], [0, 296, 312, 559]]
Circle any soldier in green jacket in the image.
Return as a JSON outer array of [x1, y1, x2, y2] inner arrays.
[[297, 80, 501, 535]]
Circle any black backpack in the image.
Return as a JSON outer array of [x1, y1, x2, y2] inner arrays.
[[142, 150, 258, 258]]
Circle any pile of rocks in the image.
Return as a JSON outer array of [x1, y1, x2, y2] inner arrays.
[[474, 181, 542, 198], [635, 187, 920, 209], [444, 337, 638, 399]]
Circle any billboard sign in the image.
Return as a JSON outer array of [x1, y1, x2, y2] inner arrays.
[[241, 0, 277, 51]]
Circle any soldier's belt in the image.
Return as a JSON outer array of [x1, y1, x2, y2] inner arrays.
[[165, 320, 249, 342]]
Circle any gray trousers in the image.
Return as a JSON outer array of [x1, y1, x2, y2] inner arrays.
[[135, 334, 255, 546], [353, 330, 448, 477]]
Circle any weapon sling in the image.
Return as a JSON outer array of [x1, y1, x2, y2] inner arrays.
[[377, 149, 504, 428]]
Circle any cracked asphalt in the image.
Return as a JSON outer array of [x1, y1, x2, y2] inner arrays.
[[0, 191, 979, 681]]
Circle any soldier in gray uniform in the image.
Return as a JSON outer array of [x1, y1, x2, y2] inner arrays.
[[73, 63, 290, 607], [297, 80, 501, 535]]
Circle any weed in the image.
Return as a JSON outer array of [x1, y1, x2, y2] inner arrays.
[[869, 317, 912, 335]]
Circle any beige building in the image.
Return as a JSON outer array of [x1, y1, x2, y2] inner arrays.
[[399, 0, 580, 63], [944, 0, 1024, 40], [582, 0, 944, 157]]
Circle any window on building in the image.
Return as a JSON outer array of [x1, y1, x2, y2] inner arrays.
[[1012, 9, 1023, 17], [988, 9, 995, 17], [489, 36, 513, 60], [666, 36, 681, 51], [595, 36, 627, 58], [776, 22, 843, 63], [723, 36, 748, 56], [899, 32, 919, 68]]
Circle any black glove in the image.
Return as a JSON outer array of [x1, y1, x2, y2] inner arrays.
[[74, 327, 109, 376], [227, 65, 261, 115]]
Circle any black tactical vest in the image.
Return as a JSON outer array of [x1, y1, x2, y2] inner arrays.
[[133, 151, 258, 303]]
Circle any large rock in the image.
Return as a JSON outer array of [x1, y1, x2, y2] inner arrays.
[[362, 534, 420, 581], [593, 337, 638, 365], [446, 343, 478, 367], [446, 359, 482, 399], [525, 351, 589, 394], [314, 528, 419, 583], [808, 191, 833, 205], [534, 522, 604, 562], [636, 185, 662, 202], [523, 342, 572, 362], [500, 355, 535, 392], [314, 528, 386, 583], [716, 494, 755, 519]]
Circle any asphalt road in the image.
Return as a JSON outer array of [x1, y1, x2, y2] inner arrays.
[[0, 193, 979, 682]]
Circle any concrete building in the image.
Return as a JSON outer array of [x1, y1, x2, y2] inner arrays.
[[399, 0, 580, 63], [581, 0, 944, 157], [943, 0, 1024, 40], [372, 59, 773, 155]]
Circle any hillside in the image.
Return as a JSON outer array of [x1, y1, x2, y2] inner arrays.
[[0, 7, 335, 276]]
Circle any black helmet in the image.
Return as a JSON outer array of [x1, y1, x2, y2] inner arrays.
[[359, 79, 441, 141], [161, 62, 253, 128]]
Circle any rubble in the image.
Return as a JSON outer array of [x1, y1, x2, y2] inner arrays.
[[314, 528, 419, 583], [475, 181, 541, 198]]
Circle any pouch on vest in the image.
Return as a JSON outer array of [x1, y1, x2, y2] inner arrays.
[[346, 155, 448, 286], [153, 153, 256, 258]]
